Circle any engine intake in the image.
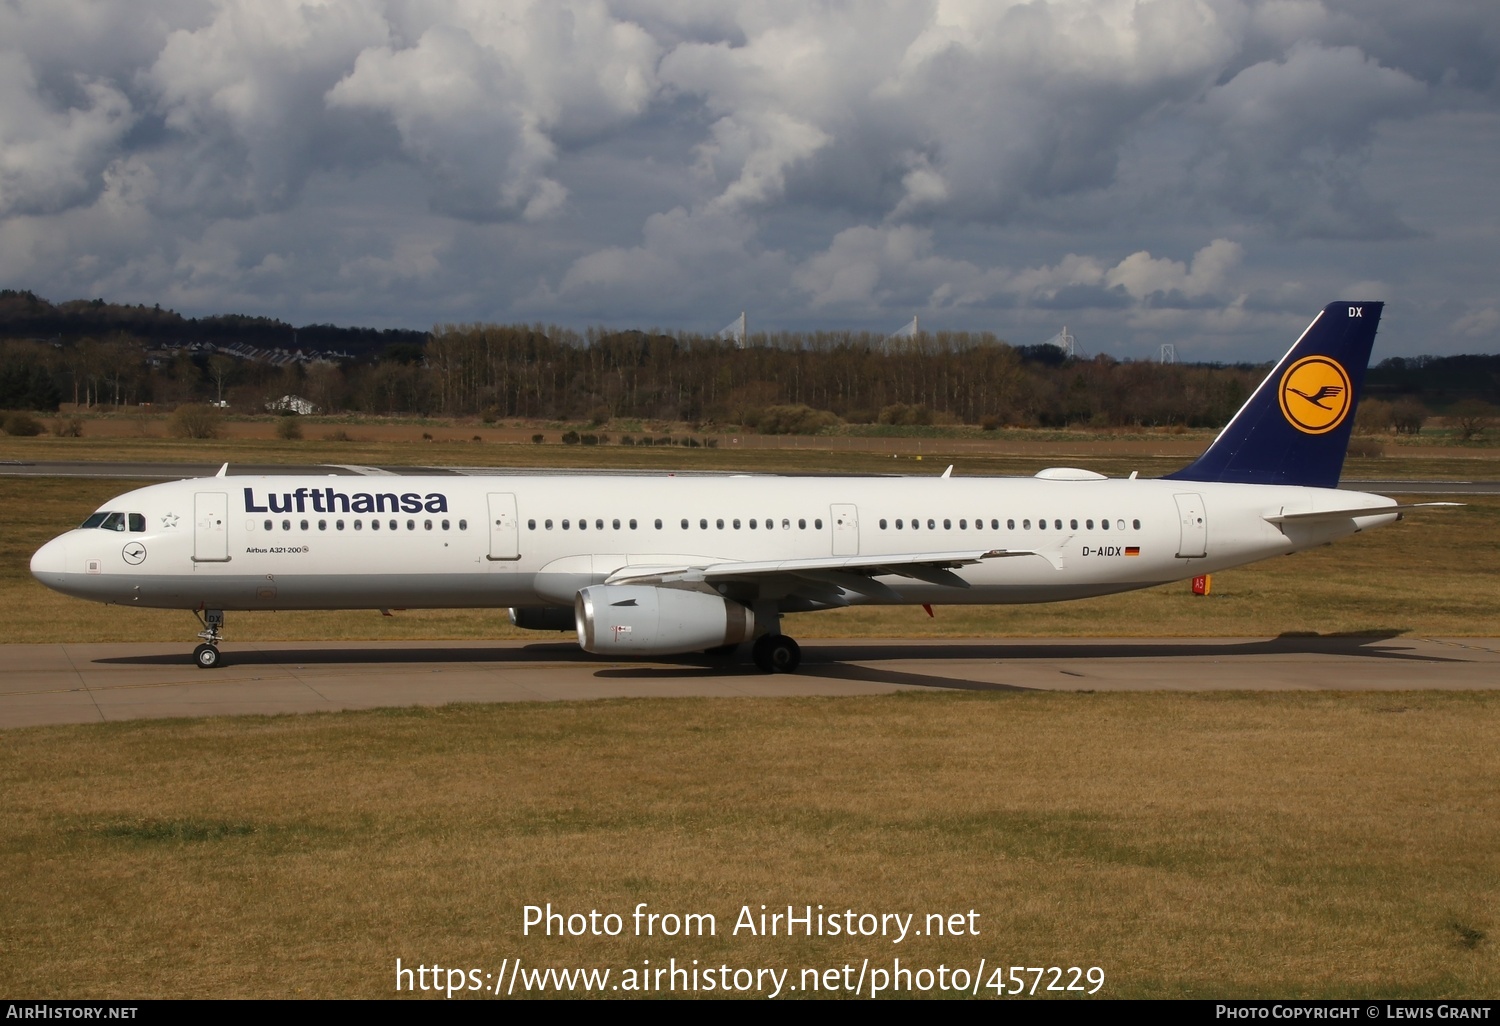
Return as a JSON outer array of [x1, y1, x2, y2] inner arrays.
[[576, 585, 755, 655]]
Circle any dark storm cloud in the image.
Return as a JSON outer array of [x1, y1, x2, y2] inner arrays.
[[0, 0, 1496, 358]]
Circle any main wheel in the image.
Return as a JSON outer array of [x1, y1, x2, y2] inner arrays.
[[193, 643, 221, 669], [752, 635, 801, 674]]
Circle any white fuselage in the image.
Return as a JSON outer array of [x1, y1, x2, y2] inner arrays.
[[30, 472, 1397, 613]]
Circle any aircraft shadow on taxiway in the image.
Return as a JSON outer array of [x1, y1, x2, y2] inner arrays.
[[92, 632, 1454, 696]]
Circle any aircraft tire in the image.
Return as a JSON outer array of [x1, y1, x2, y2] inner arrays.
[[752, 635, 800, 674], [193, 644, 221, 669]]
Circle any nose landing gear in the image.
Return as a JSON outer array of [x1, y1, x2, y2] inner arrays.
[[192, 609, 225, 669]]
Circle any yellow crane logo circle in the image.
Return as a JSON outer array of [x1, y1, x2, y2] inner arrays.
[[1279, 356, 1352, 434]]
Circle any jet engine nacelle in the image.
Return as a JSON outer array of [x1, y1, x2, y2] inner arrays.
[[508, 606, 576, 631], [575, 585, 755, 655]]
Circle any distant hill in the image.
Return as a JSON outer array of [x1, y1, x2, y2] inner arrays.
[[1366, 354, 1500, 405], [0, 290, 426, 358]]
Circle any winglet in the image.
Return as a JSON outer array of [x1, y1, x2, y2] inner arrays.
[[942, 465, 953, 479], [216, 463, 229, 478], [1167, 301, 1382, 489]]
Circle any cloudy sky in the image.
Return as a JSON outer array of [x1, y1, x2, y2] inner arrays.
[[1, 0, 1497, 360]]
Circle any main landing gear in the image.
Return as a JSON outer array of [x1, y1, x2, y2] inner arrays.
[[751, 634, 801, 674], [192, 609, 225, 669], [749, 600, 800, 674]]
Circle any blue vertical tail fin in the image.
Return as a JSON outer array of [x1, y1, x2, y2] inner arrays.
[[1166, 301, 1382, 489]]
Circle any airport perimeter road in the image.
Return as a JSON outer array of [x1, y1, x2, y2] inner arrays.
[[2, 637, 1497, 728]]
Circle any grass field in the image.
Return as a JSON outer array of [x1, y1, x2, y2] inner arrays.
[[2, 437, 1497, 999], [2, 692, 1497, 998]]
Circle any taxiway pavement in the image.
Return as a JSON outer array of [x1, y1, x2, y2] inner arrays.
[[2, 636, 1497, 729]]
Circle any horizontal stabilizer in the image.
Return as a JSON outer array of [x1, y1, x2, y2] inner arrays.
[[1264, 501, 1463, 525]]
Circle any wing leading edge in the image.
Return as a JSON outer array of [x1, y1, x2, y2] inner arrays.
[[606, 547, 1053, 590]]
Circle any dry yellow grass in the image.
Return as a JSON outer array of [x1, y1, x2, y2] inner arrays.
[[1, 692, 1496, 998], [3, 446, 1497, 999]]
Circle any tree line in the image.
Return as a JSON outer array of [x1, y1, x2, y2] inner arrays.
[[1, 291, 1496, 432]]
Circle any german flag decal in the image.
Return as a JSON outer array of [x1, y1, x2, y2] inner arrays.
[[1125, 546, 1140, 557]]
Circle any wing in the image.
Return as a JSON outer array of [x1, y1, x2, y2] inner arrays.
[[606, 547, 1056, 597]]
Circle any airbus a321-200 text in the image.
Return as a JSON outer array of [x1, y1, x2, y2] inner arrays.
[[31, 301, 1448, 673]]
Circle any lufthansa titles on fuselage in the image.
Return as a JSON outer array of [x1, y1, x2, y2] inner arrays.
[[242, 486, 449, 515]]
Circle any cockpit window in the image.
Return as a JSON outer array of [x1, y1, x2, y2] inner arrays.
[[100, 513, 126, 531], [129, 513, 146, 532], [80, 513, 110, 529]]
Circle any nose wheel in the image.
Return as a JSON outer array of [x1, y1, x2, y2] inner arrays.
[[192, 609, 225, 669], [752, 634, 801, 674]]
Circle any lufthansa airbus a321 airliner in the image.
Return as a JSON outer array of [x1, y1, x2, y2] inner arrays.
[[31, 301, 1442, 673]]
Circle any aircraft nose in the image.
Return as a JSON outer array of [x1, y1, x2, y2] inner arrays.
[[30, 534, 69, 579]]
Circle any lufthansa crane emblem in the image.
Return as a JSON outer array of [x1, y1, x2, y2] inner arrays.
[[1278, 355, 1352, 435], [122, 542, 147, 565]]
